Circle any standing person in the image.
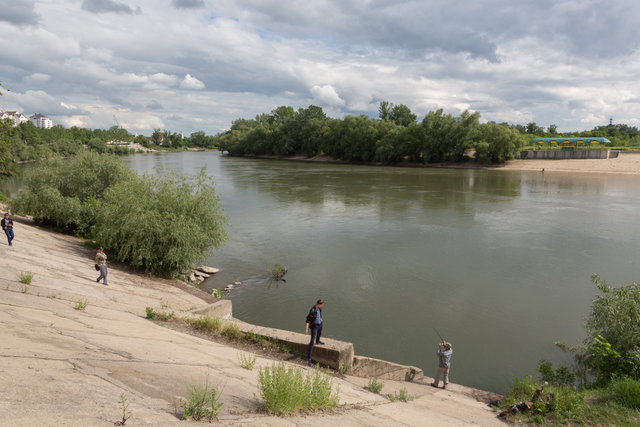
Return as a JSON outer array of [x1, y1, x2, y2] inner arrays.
[[95, 247, 108, 286], [305, 299, 325, 367], [431, 341, 453, 389], [1, 212, 14, 246]]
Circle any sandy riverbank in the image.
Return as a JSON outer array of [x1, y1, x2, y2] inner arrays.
[[240, 151, 640, 175], [490, 152, 640, 175], [0, 217, 502, 426]]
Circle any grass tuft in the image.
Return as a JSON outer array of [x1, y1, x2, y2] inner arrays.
[[74, 299, 88, 311], [366, 378, 384, 394], [19, 271, 34, 284], [180, 374, 223, 421], [185, 316, 222, 334], [237, 351, 257, 370]]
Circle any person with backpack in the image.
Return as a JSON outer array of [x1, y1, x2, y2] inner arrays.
[[305, 299, 325, 366], [1, 212, 14, 246]]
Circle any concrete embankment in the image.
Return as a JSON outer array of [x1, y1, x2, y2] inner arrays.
[[0, 216, 503, 426]]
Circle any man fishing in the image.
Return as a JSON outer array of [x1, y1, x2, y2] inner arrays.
[[431, 330, 453, 389]]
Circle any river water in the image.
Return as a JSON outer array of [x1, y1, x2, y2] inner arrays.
[[8, 151, 640, 393]]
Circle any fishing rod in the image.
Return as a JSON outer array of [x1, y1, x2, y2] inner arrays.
[[433, 327, 445, 343]]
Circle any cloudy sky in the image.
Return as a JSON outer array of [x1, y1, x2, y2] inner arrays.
[[1, 0, 639, 135]]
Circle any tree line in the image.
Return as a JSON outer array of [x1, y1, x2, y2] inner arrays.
[[0, 118, 219, 175], [216, 103, 524, 165]]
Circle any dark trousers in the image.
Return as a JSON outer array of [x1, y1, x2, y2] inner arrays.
[[4, 228, 14, 246], [307, 323, 323, 362]]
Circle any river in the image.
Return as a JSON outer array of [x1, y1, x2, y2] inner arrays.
[[9, 151, 640, 393]]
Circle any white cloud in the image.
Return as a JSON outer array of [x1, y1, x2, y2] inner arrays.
[[1, 0, 639, 134], [310, 85, 345, 107], [179, 74, 206, 90]]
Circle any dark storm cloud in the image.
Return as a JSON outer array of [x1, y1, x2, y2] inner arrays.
[[171, 0, 205, 9], [0, 0, 40, 26], [81, 0, 142, 15]]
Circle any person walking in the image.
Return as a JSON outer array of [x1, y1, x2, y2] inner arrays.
[[305, 299, 325, 366], [95, 247, 108, 286], [1, 212, 14, 246], [431, 341, 453, 389]]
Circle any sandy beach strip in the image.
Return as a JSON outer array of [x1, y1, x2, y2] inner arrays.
[[491, 152, 640, 175]]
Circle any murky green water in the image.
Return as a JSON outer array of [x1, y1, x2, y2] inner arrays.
[[9, 151, 640, 393]]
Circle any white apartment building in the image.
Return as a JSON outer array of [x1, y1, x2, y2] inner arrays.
[[0, 110, 29, 126], [29, 113, 53, 129]]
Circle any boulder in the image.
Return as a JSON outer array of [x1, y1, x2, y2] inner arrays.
[[197, 266, 220, 274], [193, 270, 211, 278], [233, 281, 242, 286], [189, 273, 197, 283]]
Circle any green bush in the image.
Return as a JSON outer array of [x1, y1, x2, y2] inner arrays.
[[366, 377, 384, 394], [145, 307, 155, 319], [610, 377, 640, 409], [258, 363, 339, 416], [12, 154, 228, 276], [180, 374, 223, 421], [11, 152, 133, 235], [92, 170, 228, 275]]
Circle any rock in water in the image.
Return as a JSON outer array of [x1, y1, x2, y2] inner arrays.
[[197, 266, 220, 274]]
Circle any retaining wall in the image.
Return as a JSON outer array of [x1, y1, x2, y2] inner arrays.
[[520, 150, 618, 159]]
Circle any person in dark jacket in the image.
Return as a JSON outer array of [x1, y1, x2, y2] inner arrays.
[[305, 299, 325, 366], [1, 212, 14, 246]]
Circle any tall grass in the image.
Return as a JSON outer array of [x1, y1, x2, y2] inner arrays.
[[185, 316, 222, 334], [610, 377, 640, 409], [258, 362, 339, 416], [180, 374, 223, 421]]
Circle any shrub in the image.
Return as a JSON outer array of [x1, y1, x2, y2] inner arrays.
[[92, 170, 228, 275], [366, 378, 384, 394], [258, 363, 339, 416], [12, 154, 228, 276], [145, 307, 155, 319], [180, 374, 223, 421], [538, 360, 576, 387], [237, 351, 257, 370], [504, 375, 539, 406], [19, 271, 34, 284], [11, 152, 134, 235], [74, 299, 88, 311], [610, 377, 640, 409]]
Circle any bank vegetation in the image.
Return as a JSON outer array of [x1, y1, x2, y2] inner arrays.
[[501, 275, 640, 425], [10, 152, 228, 276]]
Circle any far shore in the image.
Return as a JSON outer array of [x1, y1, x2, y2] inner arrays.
[[235, 151, 640, 175]]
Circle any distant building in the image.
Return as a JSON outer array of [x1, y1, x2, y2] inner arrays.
[[0, 110, 29, 126], [29, 113, 53, 129]]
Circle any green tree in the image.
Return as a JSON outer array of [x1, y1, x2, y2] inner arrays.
[[389, 104, 417, 127], [93, 170, 228, 275], [11, 152, 135, 234], [548, 124, 558, 135], [474, 123, 523, 163], [421, 109, 480, 162], [378, 101, 392, 121]]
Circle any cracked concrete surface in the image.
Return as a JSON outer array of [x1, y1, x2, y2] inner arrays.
[[0, 218, 503, 426]]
